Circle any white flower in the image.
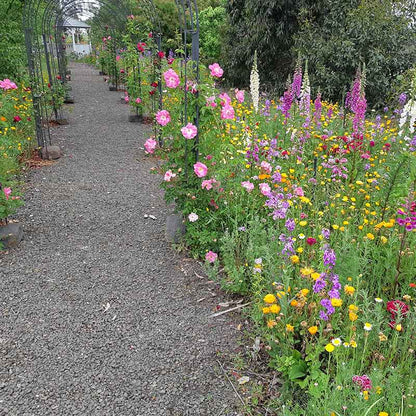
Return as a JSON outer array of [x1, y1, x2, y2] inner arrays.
[[331, 338, 342, 347], [364, 322, 373, 331], [250, 51, 260, 114], [375, 297, 383, 303], [188, 213, 198, 222]]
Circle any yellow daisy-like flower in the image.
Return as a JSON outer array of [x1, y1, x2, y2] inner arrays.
[[311, 272, 321, 280], [290, 255, 300, 264], [269, 304, 281, 314], [350, 340, 357, 348], [290, 299, 298, 307], [378, 412, 388, 416], [300, 289, 309, 297], [325, 343, 335, 352], [286, 324, 294, 332], [262, 307, 271, 314], [366, 233, 375, 240], [331, 338, 342, 347], [267, 320, 277, 328], [300, 267, 314, 276], [331, 298, 343, 307], [344, 285, 355, 296], [348, 304, 359, 312], [395, 324, 402, 332], [263, 294, 276, 304], [308, 326, 318, 335]]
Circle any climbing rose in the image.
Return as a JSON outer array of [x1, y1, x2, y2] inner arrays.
[[3, 187, 12, 200], [137, 42, 146, 52], [188, 213, 198, 222], [155, 110, 171, 126], [206, 96, 217, 108], [219, 92, 231, 106], [0, 79, 17, 90], [193, 162, 208, 178], [235, 89, 245, 103], [144, 138, 157, 154], [163, 68, 180, 88], [164, 170, 176, 182], [205, 251, 218, 263], [181, 123, 197, 139], [158, 51, 165, 59], [124, 95, 129, 103], [221, 105, 235, 120], [135, 97, 142, 104], [208, 63, 223, 78]]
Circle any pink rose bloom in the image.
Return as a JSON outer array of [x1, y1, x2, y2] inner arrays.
[[193, 162, 208, 178], [208, 63, 223, 78], [116, 55, 121, 61], [135, 97, 142, 104], [144, 138, 157, 154], [0, 79, 17, 90], [181, 123, 198, 139], [221, 105, 235, 120], [163, 68, 180, 88], [164, 170, 176, 181], [259, 183, 271, 196], [188, 213, 198, 222], [219, 92, 231, 106], [155, 110, 171, 126], [206, 96, 217, 108], [124, 95, 129, 103], [260, 161, 272, 174], [202, 179, 217, 190], [235, 89, 245, 103], [241, 181, 254, 192], [205, 250, 218, 263], [294, 187, 304, 197], [3, 187, 12, 200]]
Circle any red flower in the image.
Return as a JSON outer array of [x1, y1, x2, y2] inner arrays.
[[410, 283, 416, 288], [149, 90, 155, 96], [167, 58, 174, 65], [13, 116, 22, 122], [306, 237, 317, 246], [158, 51, 165, 59], [148, 32, 153, 38], [386, 300, 409, 328], [151, 82, 158, 88], [56, 75, 61, 80]]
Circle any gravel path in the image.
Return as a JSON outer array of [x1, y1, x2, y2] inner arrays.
[[0, 63, 240, 416]]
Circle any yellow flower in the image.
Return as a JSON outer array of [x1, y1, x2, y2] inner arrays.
[[286, 324, 294, 332], [290, 299, 298, 307], [311, 272, 320, 280], [331, 338, 342, 347], [308, 326, 318, 335], [300, 289, 309, 297], [331, 298, 343, 307], [262, 307, 271, 314], [395, 324, 402, 332], [378, 332, 387, 342], [348, 304, 359, 312], [350, 340, 357, 348], [267, 320, 277, 328], [363, 390, 369, 400], [349, 312, 358, 321], [344, 285, 355, 296], [290, 255, 300, 264], [325, 343, 335, 352], [299, 220, 307, 227], [264, 294, 276, 304], [269, 304, 281, 314], [366, 233, 375, 240], [378, 412, 389, 416]]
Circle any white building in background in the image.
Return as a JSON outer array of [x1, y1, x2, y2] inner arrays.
[[63, 18, 92, 57]]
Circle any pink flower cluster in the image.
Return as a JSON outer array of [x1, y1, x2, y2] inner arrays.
[[164, 170, 176, 182], [235, 89, 245, 103], [164, 69, 180, 88], [352, 375, 372, 392], [205, 251, 218, 263], [201, 178, 217, 190], [3, 187, 12, 200], [397, 199, 416, 231], [0, 79, 17, 90]]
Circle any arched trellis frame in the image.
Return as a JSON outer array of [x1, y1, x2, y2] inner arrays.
[[23, 0, 129, 150]]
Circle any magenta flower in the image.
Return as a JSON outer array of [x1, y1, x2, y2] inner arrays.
[[202, 179, 214, 190], [241, 181, 254, 192], [155, 110, 171, 126], [193, 162, 208, 178], [0, 79, 17, 90], [164, 170, 176, 181], [205, 251, 218, 263], [144, 138, 157, 154], [206, 96, 217, 108], [3, 187, 12, 200], [235, 89, 245, 103], [260, 161, 272, 174], [221, 105, 235, 120], [135, 97, 142, 104], [116, 55, 121, 61], [124, 95, 129, 103], [163, 68, 180, 88], [208, 63, 223, 78], [181, 123, 198, 139]]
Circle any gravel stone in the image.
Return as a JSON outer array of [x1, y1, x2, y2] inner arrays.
[[0, 63, 240, 416]]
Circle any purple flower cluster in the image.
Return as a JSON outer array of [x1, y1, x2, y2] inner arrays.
[[314, 93, 322, 126], [397, 198, 416, 231], [321, 157, 349, 181], [352, 375, 372, 391]]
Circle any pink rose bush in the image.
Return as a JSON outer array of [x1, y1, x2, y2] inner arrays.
[[156, 110, 171, 126], [221, 105, 235, 120], [144, 138, 157, 154], [208, 63, 223, 78], [164, 170, 176, 182], [164, 68, 180, 88], [0, 79, 17, 90], [181, 123, 198, 139], [193, 162, 208, 178]]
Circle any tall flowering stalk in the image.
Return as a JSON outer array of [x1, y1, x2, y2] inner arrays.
[[346, 68, 367, 135], [299, 61, 311, 117], [399, 72, 416, 137], [250, 51, 260, 114]]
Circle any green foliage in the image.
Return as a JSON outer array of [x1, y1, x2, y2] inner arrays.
[[199, 6, 226, 63], [0, 0, 26, 80]]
